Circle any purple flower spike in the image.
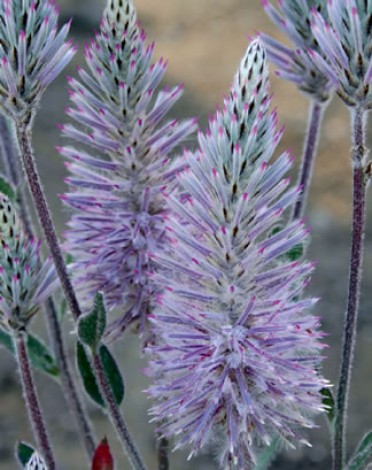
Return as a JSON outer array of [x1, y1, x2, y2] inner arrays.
[[310, 0, 372, 108], [0, 195, 58, 332], [146, 39, 328, 467], [0, 0, 76, 121], [260, 0, 332, 101], [60, 0, 197, 340]]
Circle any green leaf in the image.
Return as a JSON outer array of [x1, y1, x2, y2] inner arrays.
[[286, 243, 304, 261], [99, 344, 125, 406], [78, 292, 106, 351], [0, 174, 15, 200], [346, 431, 372, 470], [16, 441, 34, 466], [27, 335, 60, 377], [254, 436, 281, 470], [77, 341, 104, 407], [321, 387, 335, 424], [0, 328, 59, 377]]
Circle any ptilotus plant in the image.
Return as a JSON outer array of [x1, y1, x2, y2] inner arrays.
[[0, 0, 76, 123], [260, 0, 332, 220], [146, 39, 328, 469], [0, 195, 58, 469], [309, 2, 372, 469], [59, 0, 197, 339]]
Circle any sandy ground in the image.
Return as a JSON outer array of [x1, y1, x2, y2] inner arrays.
[[0, 1, 372, 469]]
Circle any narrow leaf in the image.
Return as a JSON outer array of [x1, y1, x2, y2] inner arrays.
[[0, 328, 59, 377], [17, 442, 35, 466], [254, 436, 281, 470], [0, 174, 15, 200], [26, 335, 60, 377], [92, 437, 114, 470], [286, 243, 304, 261], [346, 431, 372, 470], [78, 292, 106, 351], [99, 344, 125, 406], [77, 341, 104, 407], [321, 387, 335, 424]]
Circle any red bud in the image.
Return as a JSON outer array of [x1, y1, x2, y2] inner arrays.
[[91, 437, 114, 470]]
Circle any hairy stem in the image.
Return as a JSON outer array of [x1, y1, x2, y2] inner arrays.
[[333, 107, 367, 470], [15, 333, 56, 470], [157, 436, 169, 470], [292, 100, 325, 220], [92, 351, 148, 470], [0, 116, 33, 237], [46, 298, 96, 458], [15, 123, 82, 322], [10, 121, 96, 458]]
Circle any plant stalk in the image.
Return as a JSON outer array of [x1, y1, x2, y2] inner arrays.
[[157, 436, 169, 470], [292, 100, 325, 220], [92, 351, 148, 470], [15, 123, 82, 322], [333, 107, 368, 470], [15, 332, 56, 470]]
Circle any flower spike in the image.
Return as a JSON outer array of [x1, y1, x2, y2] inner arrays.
[[146, 39, 328, 467], [0, 0, 76, 121], [60, 0, 197, 340], [260, 0, 332, 101]]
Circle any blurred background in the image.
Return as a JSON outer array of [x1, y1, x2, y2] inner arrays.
[[1, 0, 372, 468]]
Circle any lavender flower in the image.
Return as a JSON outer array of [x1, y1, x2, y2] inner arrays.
[[0, 0, 76, 122], [59, 0, 197, 339], [260, 0, 332, 101], [146, 39, 328, 467], [310, 0, 372, 108], [0, 195, 58, 332]]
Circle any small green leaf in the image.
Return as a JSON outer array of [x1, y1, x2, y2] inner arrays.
[[77, 341, 104, 407], [286, 243, 304, 261], [0, 328, 59, 377], [254, 436, 281, 470], [17, 441, 34, 466], [0, 175, 15, 200], [99, 344, 125, 406], [78, 293, 106, 351], [27, 335, 60, 377], [346, 431, 372, 470], [321, 387, 335, 424]]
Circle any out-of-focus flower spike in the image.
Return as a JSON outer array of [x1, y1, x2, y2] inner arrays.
[[146, 39, 328, 467], [0, 195, 58, 333], [60, 0, 197, 341]]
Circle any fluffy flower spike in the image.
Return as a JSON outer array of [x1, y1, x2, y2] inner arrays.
[[60, 0, 197, 340], [0, 0, 76, 121], [0, 195, 58, 332], [146, 39, 328, 468], [260, 0, 332, 101], [310, 0, 372, 108]]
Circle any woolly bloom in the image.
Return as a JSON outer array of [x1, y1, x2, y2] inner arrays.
[[0, 196, 58, 332], [0, 0, 76, 121], [310, 0, 372, 108], [59, 0, 197, 339], [146, 39, 328, 468], [260, 0, 332, 101]]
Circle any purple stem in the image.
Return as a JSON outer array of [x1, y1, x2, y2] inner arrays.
[[292, 100, 325, 220], [15, 124, 82, 322], [157, 436, 169, 470], [15, 333, 56, 470], [333, 107, 367, 470], [92, 351, 148, 470], [0, 116, 33, 237]]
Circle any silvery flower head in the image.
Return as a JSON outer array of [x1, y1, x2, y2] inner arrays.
[[260, 0, 332, 101], [146, 39, 328, 468], [0, 195, 58, 332], [310, 0, 372, 108], [59, 0, 197, 339], [0, 0, 76, 122]]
